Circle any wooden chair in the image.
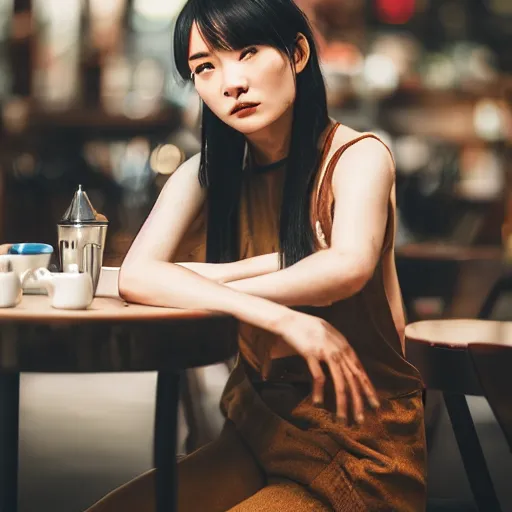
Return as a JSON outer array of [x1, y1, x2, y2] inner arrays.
[[478, 274, 512, 320], [405, 319, 509, 512], [468, 343, 512, 452]]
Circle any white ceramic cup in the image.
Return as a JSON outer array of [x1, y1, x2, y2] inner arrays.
[[0, 271, 22, 308], [0, 253, 51, 276], [0, 253, 52, 294], [28, 268, 94, 310]]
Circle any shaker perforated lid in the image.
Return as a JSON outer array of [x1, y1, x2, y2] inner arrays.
[[58, 185, 108, 225]]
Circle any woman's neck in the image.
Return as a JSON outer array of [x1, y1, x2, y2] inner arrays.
[[245, 107, 293, 166], [246, 113, 336, 167]]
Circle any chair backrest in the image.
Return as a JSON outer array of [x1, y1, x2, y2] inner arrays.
[[468, 342, 512, 452]]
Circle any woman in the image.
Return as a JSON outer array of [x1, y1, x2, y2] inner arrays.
[[87, 0, 426, 510]]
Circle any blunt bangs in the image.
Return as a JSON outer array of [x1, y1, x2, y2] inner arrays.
[[174, 0, 305, 81]]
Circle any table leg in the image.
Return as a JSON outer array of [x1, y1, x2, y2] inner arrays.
[[0, 373, 20, 512], [443, 392, 502, 512], [154, 372, 180, 512]]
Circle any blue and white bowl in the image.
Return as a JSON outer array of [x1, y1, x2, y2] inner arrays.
[[0, 244, 54, 293]]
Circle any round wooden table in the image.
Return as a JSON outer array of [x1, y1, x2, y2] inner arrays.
[[0, 295, 238, 512], [406, 319, 512, 512]]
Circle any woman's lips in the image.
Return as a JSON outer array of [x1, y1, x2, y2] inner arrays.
[[231, 102, 260, 116], [234, 105, 259, 118]]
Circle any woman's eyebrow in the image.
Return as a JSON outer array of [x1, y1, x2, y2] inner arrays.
[[189, 51, 211, 61]]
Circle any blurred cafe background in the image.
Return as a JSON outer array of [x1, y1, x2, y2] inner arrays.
[[0, 0, 511, 511]]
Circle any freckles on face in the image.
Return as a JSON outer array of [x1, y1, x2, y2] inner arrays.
[[188, 23, 297, 134]]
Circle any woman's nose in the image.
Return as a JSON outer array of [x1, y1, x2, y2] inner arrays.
[[223, 85, 248, 98], [222, 72, 249, 99]]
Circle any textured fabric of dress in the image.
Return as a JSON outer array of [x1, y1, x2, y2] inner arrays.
[[220, 123, 427, 511]]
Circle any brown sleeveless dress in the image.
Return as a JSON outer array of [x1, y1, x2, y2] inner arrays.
[[84, 124, 427, 512], [220, 123, 427, 511]]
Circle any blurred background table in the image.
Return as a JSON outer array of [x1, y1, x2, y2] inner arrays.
[[0, 295, 238, 512]]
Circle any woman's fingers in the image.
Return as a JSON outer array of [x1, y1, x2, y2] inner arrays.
[[340, 359, 364, 424], [345, 355, 380, 409], [297, 318, 380, 422], [306, 356, 326, 406], [326, 353, 348, 421]]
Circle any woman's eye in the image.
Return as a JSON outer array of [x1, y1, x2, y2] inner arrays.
[[195, 62, 214, 75], [240, 47, 257, 60]]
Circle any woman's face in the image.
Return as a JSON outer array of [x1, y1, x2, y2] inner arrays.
[[188, 23, 305, 135]]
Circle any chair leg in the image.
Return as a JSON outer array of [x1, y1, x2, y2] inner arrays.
[[443, 392, 502, 512], [478, 275, 512, 319], [424, 390, 443, 452]]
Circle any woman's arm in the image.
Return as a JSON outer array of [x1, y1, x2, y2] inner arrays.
[[120, 156, 283, 325], [175, 252, 279, 283], [226, 248, 367, 306], [123, 256, 379, 421], [120, 154, 379, 423], [226, 138, 395, 306], [119, 156, 281, 322]]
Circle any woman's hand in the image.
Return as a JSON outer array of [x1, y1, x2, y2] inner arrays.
[[273, 311, 380, 424]]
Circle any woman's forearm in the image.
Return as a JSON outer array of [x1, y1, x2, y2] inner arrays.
[[119, 259, 289, 332], [175, 252, 279, 283], [226, 248, 370, 306]]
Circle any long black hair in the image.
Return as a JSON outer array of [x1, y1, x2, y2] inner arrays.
[[174, 0, 329, 267]]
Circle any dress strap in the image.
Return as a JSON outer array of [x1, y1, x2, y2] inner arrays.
[[321, 121, 341, 154], [312, 122, 340, 212], [312, 132, 395, 250]]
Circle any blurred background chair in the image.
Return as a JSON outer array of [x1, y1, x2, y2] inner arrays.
[[468, 343, 512, 453], [406, 319, 512, 512], [478, 274, 512, 321]]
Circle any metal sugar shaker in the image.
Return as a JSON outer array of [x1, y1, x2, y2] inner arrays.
[[57, 185, 108, 295]]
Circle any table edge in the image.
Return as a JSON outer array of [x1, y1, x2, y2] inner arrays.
[[405, 319, 512, 349]]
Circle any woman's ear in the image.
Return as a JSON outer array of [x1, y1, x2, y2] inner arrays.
[[294, 33, 310, 74]]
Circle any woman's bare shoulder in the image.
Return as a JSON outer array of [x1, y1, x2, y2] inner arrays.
[[155, 152, 205, 216], [159, 152, 203, 197], [329, 123, 392, 167], [172, 152, 201, 179], [324, 124, 394, 190]]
